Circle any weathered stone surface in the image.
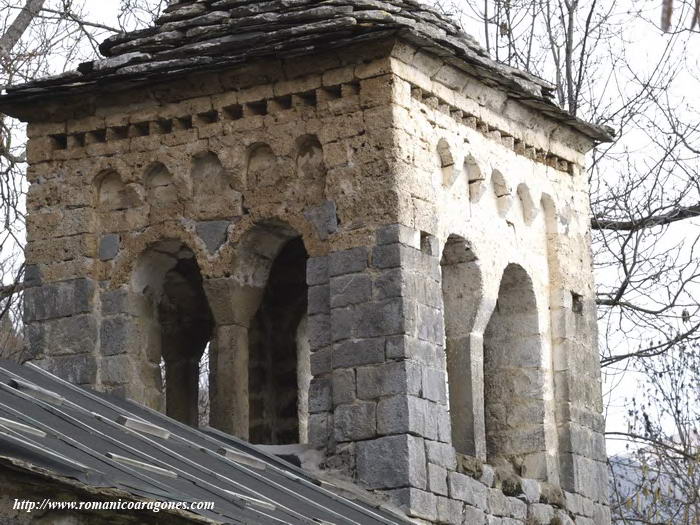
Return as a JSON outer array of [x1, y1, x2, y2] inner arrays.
[[376, 223, 421, 248], [307, 284, 330, 315], [330, 273, 372, 308], [356, 360, 421, 400], [463, 505, 487, 525], [448, 471, 488, 509], [42, 354, 97, 385], [426, 440, 457, 470], [195, 220, 229, 252], [427, 463, 448, 496], [333, 338, 385, 368], [100, 316, 139, 356], [436, 495, 463, 525], [329, 247, 368, 276], [308, 377, 332, 413], [99, 234, 120, 261], [376, 394, 437, 440], [357, 435, 426, 489], [520, 478, 541, 504], [304, 200, 338, 240], [306, 256, 329, 286], [24, 279, 95, 322], [383, 488, 437, 521], [332, 368, 356, 405], [334, 401, 376, 441], [528, 503, 555, 524]]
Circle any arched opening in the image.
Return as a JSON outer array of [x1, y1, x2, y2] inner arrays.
[[145, 162, 177, 206], [208, 223, 310, 445], [131, 240, 214, 426], [296, 135, 326, 202], [96, 170, 142, 213], [246, 143, 278, 189], [248, 236, 309, 445], [441, 235, 484, 458], [191, 151, 238, 219], [483, 263, 546, 477]]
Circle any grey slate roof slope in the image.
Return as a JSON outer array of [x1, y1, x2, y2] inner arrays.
[[0, 360, 410, 525], [0, 0, 612, 142]]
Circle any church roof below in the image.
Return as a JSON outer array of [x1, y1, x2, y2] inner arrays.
[[0, 0, 612, 142], [0, 360, 409, 524]]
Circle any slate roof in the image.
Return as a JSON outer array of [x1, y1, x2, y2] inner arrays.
[[0, 360, 410, 525], [0, 0, 613, 141]]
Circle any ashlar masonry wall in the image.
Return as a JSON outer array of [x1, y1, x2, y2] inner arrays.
[[21, 38, 609, 525]]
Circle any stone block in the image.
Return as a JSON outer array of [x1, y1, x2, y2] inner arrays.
[[382, 488, 437, 521], [417, 303, 444, 346], [437, 405, 452, 444], [308, 412, 330, 448], [304, 200, 338, 240], [100, 316, 140, 356], [310, 346, 331, 375], [333, 338, 385, 368], [528, 503, 555, 524], [480, 465, 496, 488], [487, 488, 509, 516], [373, 267, 405, 300], [334, 401, 376, 441], [506, 498, 526, 520], [356, 360, 421, 400], [307, 313, 330, 350], [437, 496, 463, 525], [308, 377, 332, 413], [100, 354, 133, 385], [356, 434, 426, 489], [448, 471, 488, 509], [428, 463, 448, 496], [372, 243, 408, 269], [422, 366, 447, 403], [99, 234, 120, 261], [307, 284, 330, 315], [24, 279, 96, 322], [332, 368, 355, 405], [520, 478, 541, 504], [426, 440, 457, 470], [40, 314, 98, 357], [24, 264, 42, 287], [330, 307, 354, 342], [462, 505, 486, 525], [355, 298, 405, 338], [592, 503, 611, 525], [330, 273, 372, 308], [196, 220, 229, 253], [46, 354, 97, 385], [376, 223, 421, 248], [24, 323, 44, 360], [100, 287, 134, 316], [306, 256, 329, 286], [377, 395, 437, 440], [553, 509, 575, 525], [329, 247, 368, 276]]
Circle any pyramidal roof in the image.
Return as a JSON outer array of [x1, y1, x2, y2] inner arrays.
[[1, 0, 612, 141]]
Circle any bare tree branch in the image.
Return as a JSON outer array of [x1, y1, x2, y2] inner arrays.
[[0, 0, 46, 60]]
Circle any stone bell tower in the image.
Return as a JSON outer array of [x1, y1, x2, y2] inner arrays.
[[1, 0, 612, 523]]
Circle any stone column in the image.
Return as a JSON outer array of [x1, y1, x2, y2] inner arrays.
[[311, 224, 454, 521]]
